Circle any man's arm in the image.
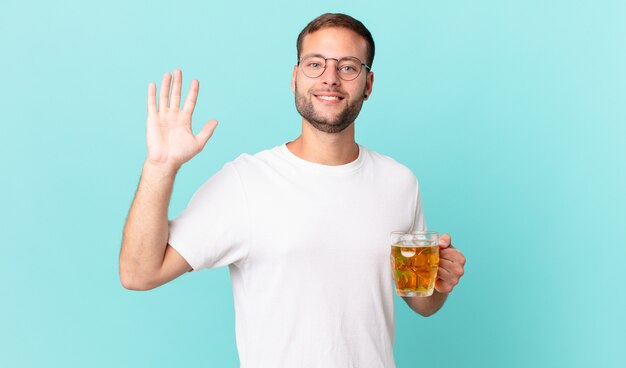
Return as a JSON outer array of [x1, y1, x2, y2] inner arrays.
[[119, 162, 190, 290], [403, 291, 448, 317], [119, 69, 217, 290], [402, 234, 466, 316]]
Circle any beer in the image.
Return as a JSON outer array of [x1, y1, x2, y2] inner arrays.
[[391, 243, 439, 297]]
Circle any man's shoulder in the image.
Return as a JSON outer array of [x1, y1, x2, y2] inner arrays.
[[362, 146, 416, 180], [234, 144, 281, 161], [226, 144, 285, 172]]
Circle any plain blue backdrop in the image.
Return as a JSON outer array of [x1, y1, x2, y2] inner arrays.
[[1, 0, 624, 367]]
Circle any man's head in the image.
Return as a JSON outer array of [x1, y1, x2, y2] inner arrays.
[[296, 13, 375, 68], [292, 13, 375, 134]]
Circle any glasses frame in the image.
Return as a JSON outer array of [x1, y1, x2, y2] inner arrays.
[[298, 55, 372, 81]]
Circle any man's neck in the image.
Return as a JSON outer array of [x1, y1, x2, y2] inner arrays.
[[286, 121, 359, 166]]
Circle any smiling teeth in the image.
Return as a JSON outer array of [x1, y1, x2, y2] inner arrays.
[[318, 95, 339, 101]]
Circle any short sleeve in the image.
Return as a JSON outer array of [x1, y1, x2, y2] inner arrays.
[[168, 163, 250, 271]]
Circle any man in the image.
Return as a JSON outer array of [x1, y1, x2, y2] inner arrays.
[[120, 13, 466, 367]]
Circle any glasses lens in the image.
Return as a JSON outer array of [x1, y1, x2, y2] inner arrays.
[[300, 56, 326, 78], [337, 58, 362, 81]]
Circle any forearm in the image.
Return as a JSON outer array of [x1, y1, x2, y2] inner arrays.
[[402, 291, 448, 317], [119, 161, 178, 288]]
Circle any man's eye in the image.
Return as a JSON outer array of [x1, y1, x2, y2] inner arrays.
[[308, 63, 321, 69], [340, 65, 356, 72]]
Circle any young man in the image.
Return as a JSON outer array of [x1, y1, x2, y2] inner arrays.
[[120, 13, 465, 367]]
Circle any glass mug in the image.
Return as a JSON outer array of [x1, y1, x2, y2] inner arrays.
[[390, 231, 440, 297]]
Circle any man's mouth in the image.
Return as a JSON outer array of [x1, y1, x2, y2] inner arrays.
[[314, 94, 345, 103]]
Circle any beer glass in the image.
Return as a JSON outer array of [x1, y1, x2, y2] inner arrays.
[[390, 231, 439, 297]]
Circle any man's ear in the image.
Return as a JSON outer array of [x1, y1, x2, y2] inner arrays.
[[364, 71, 374, 100], [291, 65, 298, 93]]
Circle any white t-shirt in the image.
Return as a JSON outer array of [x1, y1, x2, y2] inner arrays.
[[169, 143, 425, 368]]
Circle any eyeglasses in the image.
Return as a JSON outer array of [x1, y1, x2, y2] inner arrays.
[[298, 55, 371, 81]]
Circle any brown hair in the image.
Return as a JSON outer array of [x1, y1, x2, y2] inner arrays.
[[296, 13, 375, 68]]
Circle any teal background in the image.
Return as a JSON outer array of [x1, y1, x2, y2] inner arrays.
[[1, 0, 624, 367]]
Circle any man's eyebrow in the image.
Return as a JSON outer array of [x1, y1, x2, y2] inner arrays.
[[300, 53, 325, 59], [300, 53, 359, 60]]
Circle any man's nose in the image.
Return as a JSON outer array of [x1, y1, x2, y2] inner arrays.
[[320, 60, 341, 86]]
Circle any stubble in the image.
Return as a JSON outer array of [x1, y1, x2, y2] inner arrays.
[[294, 84, 365, 134]]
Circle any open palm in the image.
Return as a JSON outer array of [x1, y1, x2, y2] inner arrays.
[[146, 69, 217, 169]]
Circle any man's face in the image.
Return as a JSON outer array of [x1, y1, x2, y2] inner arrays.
[[291, 27, 374, 134]]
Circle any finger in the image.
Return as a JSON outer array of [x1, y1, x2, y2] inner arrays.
[[182, 79, 199, 114], [438, 258, 456, 271], [440, 247, 460, 261], [438, 258, 464, 278], [435, 278, 454, 293], [159, 73, 172, 111], [436, 267, 459, 287], [438, 233, 451, 249], [441, 248, 466, 265], [170, 69, 182, 110], [195, 120, 218, 149], [147, 82, 157, 115]]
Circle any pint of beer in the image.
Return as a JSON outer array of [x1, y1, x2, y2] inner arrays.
[[390, 231, 439, 297]]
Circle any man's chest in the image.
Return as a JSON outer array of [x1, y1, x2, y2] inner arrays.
[[246, 179, 414, 266]]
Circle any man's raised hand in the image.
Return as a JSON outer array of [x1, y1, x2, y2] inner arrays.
[[146, 69, 217, 170]]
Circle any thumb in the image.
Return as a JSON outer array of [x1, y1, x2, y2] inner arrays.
[[438, 233, 451, 249], [196, 120, 218, 149]]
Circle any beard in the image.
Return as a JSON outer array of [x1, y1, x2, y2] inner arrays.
[[294, 83, 365, 134]]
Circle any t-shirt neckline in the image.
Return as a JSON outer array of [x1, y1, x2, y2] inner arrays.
[[277, 143, 366, 174]]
